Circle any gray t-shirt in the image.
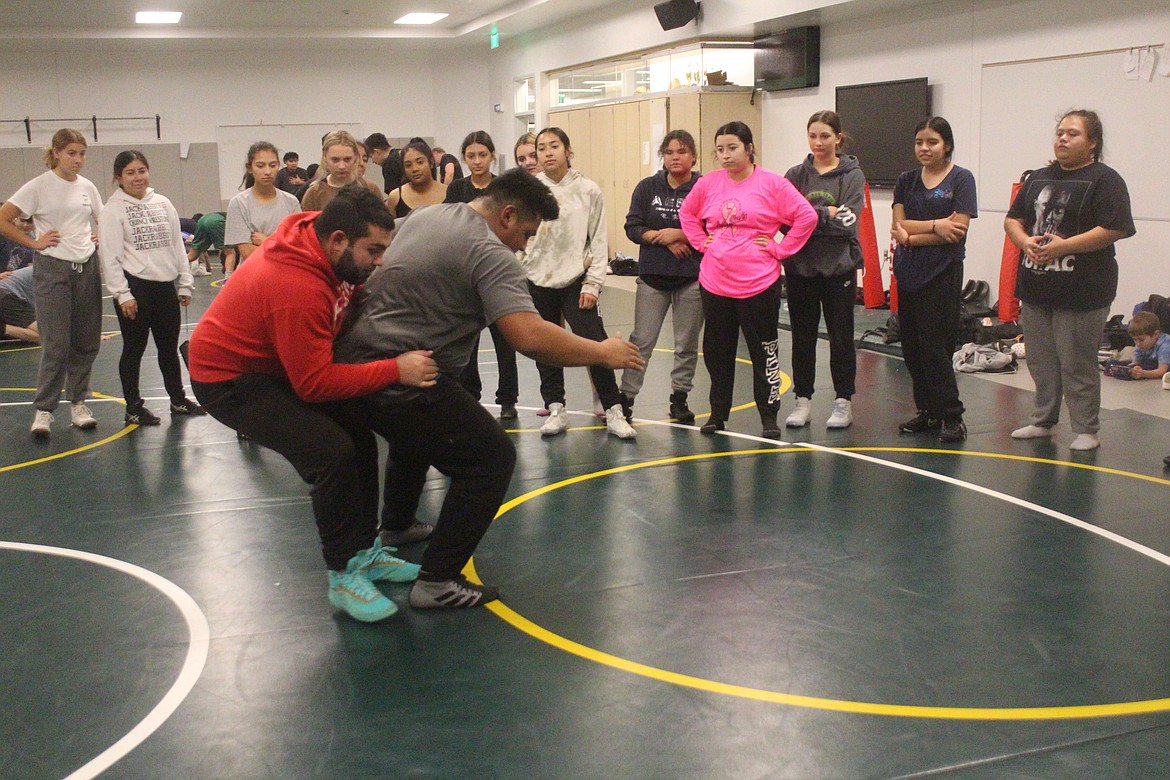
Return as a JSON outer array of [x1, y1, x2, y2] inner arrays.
[[335, 202, 536, 401], [224, 188, 301, 247]]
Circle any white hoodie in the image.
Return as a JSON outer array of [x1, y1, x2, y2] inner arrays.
[[99, 187, 194, 304], [520, 168, 608, 297]]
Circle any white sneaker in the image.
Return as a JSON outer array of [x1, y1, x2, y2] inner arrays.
[[1011, 424, 1054, 439], [785, 397, 811, 427], [1069, 433, 1100, 451], [190, 263, 210, 277], [540, 403, 569, 436], [605, 404, 636, 439], [1163, 372, 1170, 390], [826, 398, 853, 429], [30, 410, 53, 437], [70, 402, 97, 430]]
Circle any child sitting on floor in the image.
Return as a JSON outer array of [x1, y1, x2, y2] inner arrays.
[[1110, 311, 1170, 381]]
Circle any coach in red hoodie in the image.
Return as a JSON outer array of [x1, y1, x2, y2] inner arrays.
[[188, 184, 437, 623]]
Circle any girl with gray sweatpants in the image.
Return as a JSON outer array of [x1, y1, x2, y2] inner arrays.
[[0, 128, 104, 436]]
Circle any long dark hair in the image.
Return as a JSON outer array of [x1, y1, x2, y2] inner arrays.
[[112, 150, 149, 189], [713, 121, 755, 163], [914, 116, 955, 160], [535, 127, 572, 168], [403, 137, 436, 180], [461, 130, 495, 156], [807, 110, 851, 154]]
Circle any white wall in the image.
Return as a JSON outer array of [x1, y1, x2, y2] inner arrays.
[[487, 0, 1170, 314]]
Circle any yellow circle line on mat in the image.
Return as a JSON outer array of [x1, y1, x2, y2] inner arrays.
[[0, 390, 134, 473], [467, 446, 1170, 720]]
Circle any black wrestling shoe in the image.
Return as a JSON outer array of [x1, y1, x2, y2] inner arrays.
[[899, 411, 940, 434]]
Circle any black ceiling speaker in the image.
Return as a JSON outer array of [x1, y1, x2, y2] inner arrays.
[[654, 0, 700, 31]]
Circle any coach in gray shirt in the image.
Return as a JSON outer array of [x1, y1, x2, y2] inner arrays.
[[336, 169, 644, 609]]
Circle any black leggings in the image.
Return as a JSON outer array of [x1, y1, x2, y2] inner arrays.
[[700, 283, 783, 421], [528, 278, 622, 410], [114, 274, 186, 408]]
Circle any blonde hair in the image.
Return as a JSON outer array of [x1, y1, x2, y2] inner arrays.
[[42, 128, 87, 169], [318, 130, 362, 179]]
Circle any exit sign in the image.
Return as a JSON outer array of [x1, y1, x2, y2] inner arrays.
[[490, 26, 499, 49]]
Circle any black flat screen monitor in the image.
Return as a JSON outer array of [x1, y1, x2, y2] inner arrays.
[[835, 78, 930, 187]]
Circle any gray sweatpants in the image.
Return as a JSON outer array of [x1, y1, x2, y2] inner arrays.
[[1020, 301, 1109, 435], [620, 278, 703, 399], [33, 253, 103, 411]]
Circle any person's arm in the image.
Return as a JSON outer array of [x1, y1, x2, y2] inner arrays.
[[165, 201, 193, 302], [624, 179, 654, 245], [1, 321, 38, 343], [579, 186, 609, 305], [678, 178, 712, 252], [97, 205, 135, 311], [1130, 361, 1169, 380], [495, 310, 644, 371], [757, 181, 818, 262], [0, 201, 58, 251], [1026, 227, 1131, 266]]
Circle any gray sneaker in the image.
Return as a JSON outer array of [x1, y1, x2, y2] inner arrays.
[[409, 574, 499, 609]]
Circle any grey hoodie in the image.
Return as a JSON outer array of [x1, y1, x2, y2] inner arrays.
[[98, 186, 194, 304], [783, 154, 866, 278]]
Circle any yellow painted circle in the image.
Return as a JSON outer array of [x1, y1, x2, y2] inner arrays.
[[467, 446, 1170, 720]]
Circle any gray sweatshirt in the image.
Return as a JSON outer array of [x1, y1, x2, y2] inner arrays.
[[782, 154, 866, 278]]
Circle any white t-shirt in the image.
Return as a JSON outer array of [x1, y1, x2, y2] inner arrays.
[[225, 188, 301, 247], [8, 170, 103, 262]]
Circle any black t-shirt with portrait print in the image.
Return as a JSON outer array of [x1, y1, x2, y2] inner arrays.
[[1009, 161, 1135, 311]]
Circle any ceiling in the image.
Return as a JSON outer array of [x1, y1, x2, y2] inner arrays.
[[0, 0, 644, 47]]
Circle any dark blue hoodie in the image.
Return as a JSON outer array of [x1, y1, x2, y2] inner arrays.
[[624, 169, 702, 287]]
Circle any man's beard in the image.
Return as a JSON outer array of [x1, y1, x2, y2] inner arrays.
[[335, 247, 373, 285]]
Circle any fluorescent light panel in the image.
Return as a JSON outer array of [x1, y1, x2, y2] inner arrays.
[[136, 11, 182, 24], [394, 12, 449, 25]]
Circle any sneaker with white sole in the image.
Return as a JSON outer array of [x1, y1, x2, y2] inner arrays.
[[540, 403, 569, 436], [328, 568, 398, 622], [30, 410, 53, 437], [190, 263, 210, 277], [353, 539, 420, 583], [1069, 433, 1100, 451], [170, 398, 207, 416], [785, 397, 811, 427], [1011, 424, 1054, 439], [70, 402, 97, 430], [1163, 372, 1170, 391], [409, 573, 499, 609], [605, 404, 636, 439], [826, 398, 853, 429], [125, 404, 161, 426]]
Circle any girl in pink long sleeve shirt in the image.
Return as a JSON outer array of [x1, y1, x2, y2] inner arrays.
[[679, 121, 818, 438]]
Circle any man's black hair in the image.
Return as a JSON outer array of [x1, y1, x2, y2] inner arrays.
[[480, 168, 559, 222], [364, 133, 391, 152], [282, 151, 299, 163], [314, 184, 395, 244]]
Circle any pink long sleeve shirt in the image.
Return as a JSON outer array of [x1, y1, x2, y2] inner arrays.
[[679, 166, 818, 299]]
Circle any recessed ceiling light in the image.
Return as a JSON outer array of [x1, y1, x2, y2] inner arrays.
[[394, 12, 449, 25], [136, 11, 182, 24]]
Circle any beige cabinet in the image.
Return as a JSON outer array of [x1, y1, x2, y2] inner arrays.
[[548, 88, 757, 261]]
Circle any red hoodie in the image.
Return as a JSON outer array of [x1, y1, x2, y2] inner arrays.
[[188, 212, 399, 402]]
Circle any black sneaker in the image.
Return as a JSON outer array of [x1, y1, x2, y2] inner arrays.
[[499, 402, 518, 419], [699, 418, 724, 435], [380, 520, 434, 546], [761, 412, 783, 440], [669, 391, 695, 424], [170, 398, 207, 416], [125, 405, 161, 426], [939, 418, 967, 443], [409, 573, 499, 609], [899, 411, 940, 434]]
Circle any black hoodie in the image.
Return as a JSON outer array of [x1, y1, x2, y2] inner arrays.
[[783, 154, 866, 278], [624, 169, 703, 285]]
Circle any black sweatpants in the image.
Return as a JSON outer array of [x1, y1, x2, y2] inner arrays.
[[458, 322, 519, 405], [191, 374, 379, 571], [528, 278, 622, 410], [361, 380, 516, 579], [700, 283, 783, 422], [897, 261, 965, 421], [785, 272, 857, 400], [114, 274, 186, 408]]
